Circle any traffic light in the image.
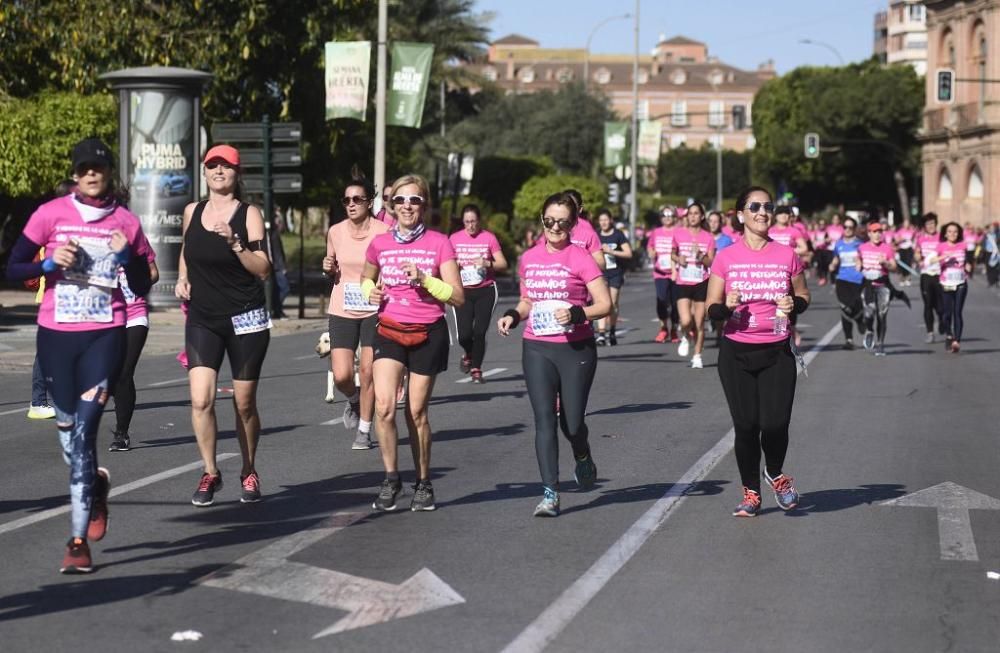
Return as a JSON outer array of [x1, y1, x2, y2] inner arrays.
[[732, 105, 746, 130], [804, 132, 820, 159], [608, 182, 620, 204], [936, 69, 955, 104]]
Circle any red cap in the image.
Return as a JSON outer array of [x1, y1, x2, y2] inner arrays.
[[867, 222, 884, 232], [204, 144, 240, 166]]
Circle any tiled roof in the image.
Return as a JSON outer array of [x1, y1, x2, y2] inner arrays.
[[492, 34, 539, 46]]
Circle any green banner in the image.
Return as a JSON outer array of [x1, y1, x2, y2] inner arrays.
[[325, 41, 371, 121], [637, 121, 663, 166], [387, 42, 435, 128], [604, 122, 629, 168]]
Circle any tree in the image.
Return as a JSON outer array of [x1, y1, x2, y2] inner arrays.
[[512, 175, 606, 224], [752, 58, 923, 213], [656, 145, 750, 204]]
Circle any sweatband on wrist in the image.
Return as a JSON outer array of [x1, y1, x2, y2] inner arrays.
[[113, 245, 131, 265], [569, 305, 587, 325], [361, 278, 376, 301], [792, 296, 809, 315], [420, 275, 453, 302], [41, 258, 58, 273], [707, 303, 733, 321], [503, 309, 521, 328]]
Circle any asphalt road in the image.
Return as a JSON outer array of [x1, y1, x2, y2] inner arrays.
[[1, 274, 999, 653]]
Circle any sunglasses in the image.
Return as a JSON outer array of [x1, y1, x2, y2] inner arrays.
[[541, 217, 573, 230], [382, 194, 391, 202], [746, 201, 775, 214], [205, 161, 235, 170], [392, 195, 425, 206], [341, 195, 368, 206]]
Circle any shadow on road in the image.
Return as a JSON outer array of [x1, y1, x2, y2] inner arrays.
[[129, 423, 304, 450], [761, 483, 907, 516], [588, 401, 693, 415]]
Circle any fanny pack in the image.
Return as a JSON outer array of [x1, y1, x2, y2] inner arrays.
[[377, 314, 429, 347]]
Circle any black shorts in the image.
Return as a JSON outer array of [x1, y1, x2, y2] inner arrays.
[[372, 317, 449, 376], [328, 313, 377, 350], [675, 280, 708, 302], [604, 274, 624, 289], [186, 311, 270, 381]]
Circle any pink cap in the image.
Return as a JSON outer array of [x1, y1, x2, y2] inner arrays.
[[204, 144, 240, 166]]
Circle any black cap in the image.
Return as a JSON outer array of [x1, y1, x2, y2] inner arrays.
[[72, 138, 114, 170]]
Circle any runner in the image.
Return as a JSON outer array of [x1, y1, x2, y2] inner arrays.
[[6, 138, 151, 572], [671, 202, 715, 369], [769, 207, 809, 346], [893, 218, 916, 286], [857, 222, 898, 356], [914, 213, 944, 343], [450, 203, 507, 381], [323, 170, 390, 450], [811, 218, 832, 285], [648, 207, 680, 343], [937, 221, 973, 353], [496, 191, 610, 517], [362, 174, 463, 512], [708, 210, 734, 252], [826, 213, 845, 245], [595, 208, 632, 345], [562, 188, 606, 270], [176, 144, 272, 507], [829, 218, 866, 350], [706, 186, 810, 518], [375, 178, 396, 227]]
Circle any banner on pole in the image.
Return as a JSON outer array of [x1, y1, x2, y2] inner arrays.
[[325, 41, 372, 121], [637, 121, 663, 166], [387, 42, 434, 128], [604, 122, 629, 168]]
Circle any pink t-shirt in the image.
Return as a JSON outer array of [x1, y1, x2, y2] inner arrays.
[[118, 232, 156, 324], [327, 217, 390, 318], [449, 229, 502, 289], [858, 242, 894, 284], [23, 195, 148, 332], [519, 242, 602, 343], [374, 208, 397, 228], [811, 228, 830, 250], [826, 224, 845, 243], [937, 240, 968, 287], [963, 232, 979, 252], [365, 229, 456, 324], [648, 226, 675, 279], [569, 219, 602, 254], [916, 232, 941, 274], [671, 227, 716, 285], [710, 240, 804, 345], [768, 225, 798, 248], [894, 226, 915, 249]]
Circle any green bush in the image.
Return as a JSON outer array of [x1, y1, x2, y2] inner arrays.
[[512, 175, 606, 224], [469, 155, 554, 215]]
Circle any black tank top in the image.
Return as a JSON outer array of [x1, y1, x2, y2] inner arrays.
[[184, 201, 266, 320]]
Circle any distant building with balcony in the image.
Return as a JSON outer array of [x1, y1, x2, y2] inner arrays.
[[875, 11, 889, 63], [885, 1, 929, 74], [474, 34, 776, 154], [920, 0, 998, 226]]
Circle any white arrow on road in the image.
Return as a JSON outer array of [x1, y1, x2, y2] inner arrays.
[[198, 512, 464, 637], [879, 482, 1000, 561]]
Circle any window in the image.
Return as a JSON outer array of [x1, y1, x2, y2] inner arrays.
[[637, 100, 650, 121], [670, 69, 687, 85], [637, 69, 650, 84], [594, 68, 611, 85], [709, 133, 724, 149], [518, 67, 535, 83], [709, 100, 725, 127], [708, 69, 724, 86], [482, 66, 498, 82], [670, 134, 687, 149], [908, 4, 925, 22], [671, 101, 687, 126], [938, 168, 953, 200], [555, 67, 573, 83], [968, 166, 984, 199]]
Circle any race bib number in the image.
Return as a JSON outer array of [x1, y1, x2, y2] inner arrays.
[[838, 251, 858, 268], [54, 282, 113, 323], [679, 264, 704, 283], [922, 251, 940, 274], [942, 268, 966, 286], [530, 299, 574, 337], [460, 266, 486, 287], [342, 282, 374, 312], [863, 269, 883, 281], [604, 253, 618, 270], [63, 237, 119, 289], [656, 254, 672, 269], [231, 307, 271, 335]]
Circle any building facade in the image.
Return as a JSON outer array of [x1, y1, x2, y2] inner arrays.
[[889, 1, 930, 74], [477, 34, 775, 154], [921, 0, 998, 226]]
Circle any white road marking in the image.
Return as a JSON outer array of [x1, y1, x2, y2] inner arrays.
[[322, 416, 345, 426], [0, 453, 238, 537], [294, 354, 319, 360], [501, 321, 843, 653], [455, 367, 507, 383], [0, 407, 29, 417], [148, 376, 189, 387], [198, 512, 465, 637], [879, 482, 1000, 561]]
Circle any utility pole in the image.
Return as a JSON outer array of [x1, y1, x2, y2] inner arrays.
[[374, 0, 387, 197], [628, 0, 639, 238]]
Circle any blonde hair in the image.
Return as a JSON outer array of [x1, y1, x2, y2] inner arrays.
[[390, 174, 432, 211]]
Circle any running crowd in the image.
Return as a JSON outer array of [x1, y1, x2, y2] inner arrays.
[[6, 140, 987, 573]]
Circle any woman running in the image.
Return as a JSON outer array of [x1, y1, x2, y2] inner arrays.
[[595, 208, 631, 345], [937, 222, 972, 353], [893, 218, 916, 286], [829, 218, 866, 350], [449, 203, 507, 381], [857, 222, 898, 356], [497, 191, 610, 517], [707, 186, 810, 518], [671, 202, 716, 369], [708, 211, 734, 252], [362, 174, 463, 512], [176, 145, 272, 507], [914, 213, 944, 343], [323, 170, 390, 450], [648, 208, 680, 343], [6, 138, 152, 572]]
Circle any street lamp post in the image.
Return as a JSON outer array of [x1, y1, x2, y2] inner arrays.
[[628, 0, 639, 239], [584, 13, 630, 90], [799, 39, 845, 65]]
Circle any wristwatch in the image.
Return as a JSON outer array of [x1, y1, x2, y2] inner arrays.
[[231, 233, 245, 253]]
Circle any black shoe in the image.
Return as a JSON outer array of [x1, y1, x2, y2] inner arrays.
[[410, 480, 436, 511], [191, 472, 223, 507], [609, 332, 618, 346], [574, 453, 598, 490], [595, 333, 607, 346], [373, 479, 402, 511], [108, 430, 130, 452], [843, 339, 854, 351]]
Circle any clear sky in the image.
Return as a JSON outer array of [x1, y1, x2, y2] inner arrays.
[[471, 0, 888, 74]]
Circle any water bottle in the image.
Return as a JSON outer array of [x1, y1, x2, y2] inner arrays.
[[773, 309, 788, 336]]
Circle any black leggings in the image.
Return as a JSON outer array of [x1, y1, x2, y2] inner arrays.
[[112, 325, 148, 434], [815, 249, 832, 281], [717, 338, 796, 493], [835, 280, 865, 339], [186, 315, 270, 380], [654, 278, 679, 324], [454, 284, 498, 369], [940, 284, 968, 341], [862, 282, 891, 345], [920, 274, 943, 334], [522, 338, 598, 489]]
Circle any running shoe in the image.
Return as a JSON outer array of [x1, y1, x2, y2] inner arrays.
[[677, 335, 690, 357], [191, 472, 223, 507], [595, 333, 607, 346], [951, 340, 960, 354], [874, 344, 886, 357], [87, 467, 110, 541], [924, 331, 934, 344], [945, 335, 954, 351], [373, 478, 402, 511], [352, 429, 374, 450], [654, 329, 668, 343], [670, 327, 680, 343], [342, 400, 361, 431], [818, 277, 827, 286], [764, 471, 800, 511], [843, 339, 855, 351], [240, 471, 262, 503], [608, 332, 618, 346], [533, 487, 560, 517], [690, 354, 703, 369], [733, 487, 762, 517], [460, 355, 472, 374], [574, 453, 597, 490], [60, 537, 93, 574], [108, 430, 130, 452], [27, 404, 56, 420], [862, 331, 875, 352], [470, 368, 484, 384], [396, 383, 407, 408], [410, 480, 436, 511]]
